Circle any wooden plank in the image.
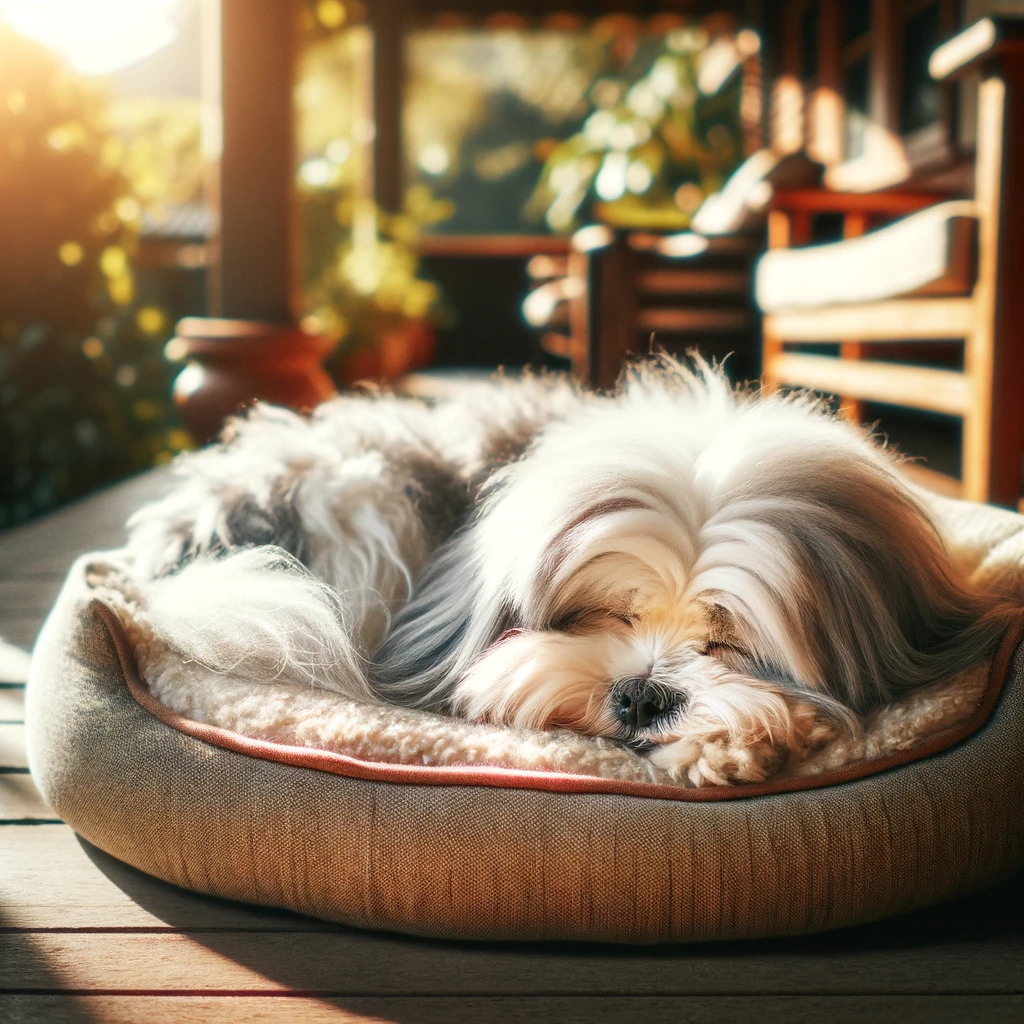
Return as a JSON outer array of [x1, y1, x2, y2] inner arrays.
[[770, 188, 944, 215], [636, 308, 752, 334], [0, 774, 53, 823], [417, 235, 571, 258], [0, 776, 54, 822], [635, 270, 748, 296], [973, 60, 1024, 507], [766, 354, 972, 415], [2, 930, 1022, 996], [0, 686, 25, 721], [0, 621, 47, 653], [367, 0, 405, 212], [764, 298, 975, 341], [900, 463, 964, 500], [0, 470, 170, 582], [930, 17, 1005, 80], [2, 995, 1022, 1024], [526, 255, 569, 280], [208, 0, 296, 321], [0, 826, 343, 932], [0, 645, 31, 685], [0, 724, 27, 769], [0, 470, 172, 647], [0, 581, 65, 630]]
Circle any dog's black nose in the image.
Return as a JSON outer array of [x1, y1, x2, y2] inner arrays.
[[614, 677, 674, 730]]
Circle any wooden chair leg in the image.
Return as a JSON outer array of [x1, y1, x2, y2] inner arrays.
[[761, 328, 783, 394], [973, 329, 1024, 508], [988, 383, 1024, 509], [961, 403, 989, 505], [838, 342, 866, 421], [838, 213, 869, 422]]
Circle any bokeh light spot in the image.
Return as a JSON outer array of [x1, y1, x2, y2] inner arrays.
[[82, 337, 104, 359], [316, 0, 347, 30], [136, 306, 167, 335], [58, 241, 84, 266]]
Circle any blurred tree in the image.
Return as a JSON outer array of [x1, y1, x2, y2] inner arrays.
[[530, 24, 747, 233], [296, 0, 448, 380], [0, 23, 187, 528]]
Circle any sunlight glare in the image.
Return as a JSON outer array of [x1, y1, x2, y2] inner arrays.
[[0, 0, 181, 76]]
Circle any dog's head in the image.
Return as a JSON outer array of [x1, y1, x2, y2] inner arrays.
[[372, 359, 1010, 782], [446, 361, 1008, 765]]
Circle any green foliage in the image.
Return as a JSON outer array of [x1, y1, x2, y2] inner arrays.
[[530, 26, 746, 233], [0, 23, 186, 528], [299, 187, 450, 366], [296, 3, 448, 372]]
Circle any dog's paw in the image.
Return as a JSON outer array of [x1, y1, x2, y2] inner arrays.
[[648, 732, 787, 787]]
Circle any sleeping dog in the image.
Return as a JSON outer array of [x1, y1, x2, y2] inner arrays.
[[127, 358, 1013, 785]]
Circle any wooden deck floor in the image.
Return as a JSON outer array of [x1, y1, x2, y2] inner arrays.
[[1, 472, 1022, 1023]]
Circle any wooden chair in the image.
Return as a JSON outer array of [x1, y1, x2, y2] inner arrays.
[[524, 226, 760, 389], [759, 16, 1024, 508]]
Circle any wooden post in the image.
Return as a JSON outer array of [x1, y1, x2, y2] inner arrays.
[[203, 0, 298, 322], [586, 234, 637, 390], [761, 207, 809, 390], [838, 210, 869, 422], [366, 0, 406, 212], [965, 65, 1024, 507], [171, 0, 335, 442]]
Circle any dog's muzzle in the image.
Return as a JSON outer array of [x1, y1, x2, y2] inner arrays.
[[613, 677, 682, 731]]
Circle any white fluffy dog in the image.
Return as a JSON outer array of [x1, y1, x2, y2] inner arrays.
[[127, 359, 1013, 786]]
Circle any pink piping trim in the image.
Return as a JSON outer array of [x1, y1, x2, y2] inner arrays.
[[95, 602, 1024, 803]]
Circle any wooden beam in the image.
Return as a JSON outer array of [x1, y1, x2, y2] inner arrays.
[[417, 235, 571, 257], [766, 353, 972, 415], [637, 308, 753, 333], [636, 270, 749, 295], [964, 62, 1024, 507], [0, 775, 55, 822], [4, 996, 1024, 1024], [929, 15, 1024, 81], [0, 685, 25, 721], [204, 0, 298, 323], [0, 723, 27, 769], [764, 297, 975, 341], [367, 0, 407, 211], [900, 463, 964, 500], [769, 188, 945, 214]]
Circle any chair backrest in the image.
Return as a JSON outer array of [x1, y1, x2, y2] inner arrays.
[[584, 231, 761, 388], [525, 228, 762, 388]]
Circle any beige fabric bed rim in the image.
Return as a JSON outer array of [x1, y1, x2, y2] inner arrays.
[[26, 555, 1024, 943]]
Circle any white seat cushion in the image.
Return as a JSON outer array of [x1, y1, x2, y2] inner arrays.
[[756, 200, 977, 312]]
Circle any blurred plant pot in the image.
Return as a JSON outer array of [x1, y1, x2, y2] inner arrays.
[[334, 318, 437, 385], [171, 318, 337, 443]]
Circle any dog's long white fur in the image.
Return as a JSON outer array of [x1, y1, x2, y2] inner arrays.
[[128, 360, 1014, 785]]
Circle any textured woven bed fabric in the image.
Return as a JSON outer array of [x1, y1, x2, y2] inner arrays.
[[25, 493, 1024, 940]]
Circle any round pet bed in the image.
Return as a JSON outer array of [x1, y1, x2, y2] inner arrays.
[[25, 494, 1024, 944]]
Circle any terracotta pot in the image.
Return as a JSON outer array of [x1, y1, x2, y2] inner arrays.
[[335, 318, 437, 385], [171, 318, 337, 443]]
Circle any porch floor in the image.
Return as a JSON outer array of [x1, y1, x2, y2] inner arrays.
[[1, 471, 1021, 1023]]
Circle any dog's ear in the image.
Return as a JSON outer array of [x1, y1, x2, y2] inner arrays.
[[369, 526, 513, 710], [727, 456, 1015, 712]]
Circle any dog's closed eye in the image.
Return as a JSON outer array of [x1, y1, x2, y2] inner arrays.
[[551, 609, 634, 633], [703, 641, 751, 659]]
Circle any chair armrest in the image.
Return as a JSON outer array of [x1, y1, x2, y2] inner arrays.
[[769, 188, 948, 216], [929, 16, 1024, 81]]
